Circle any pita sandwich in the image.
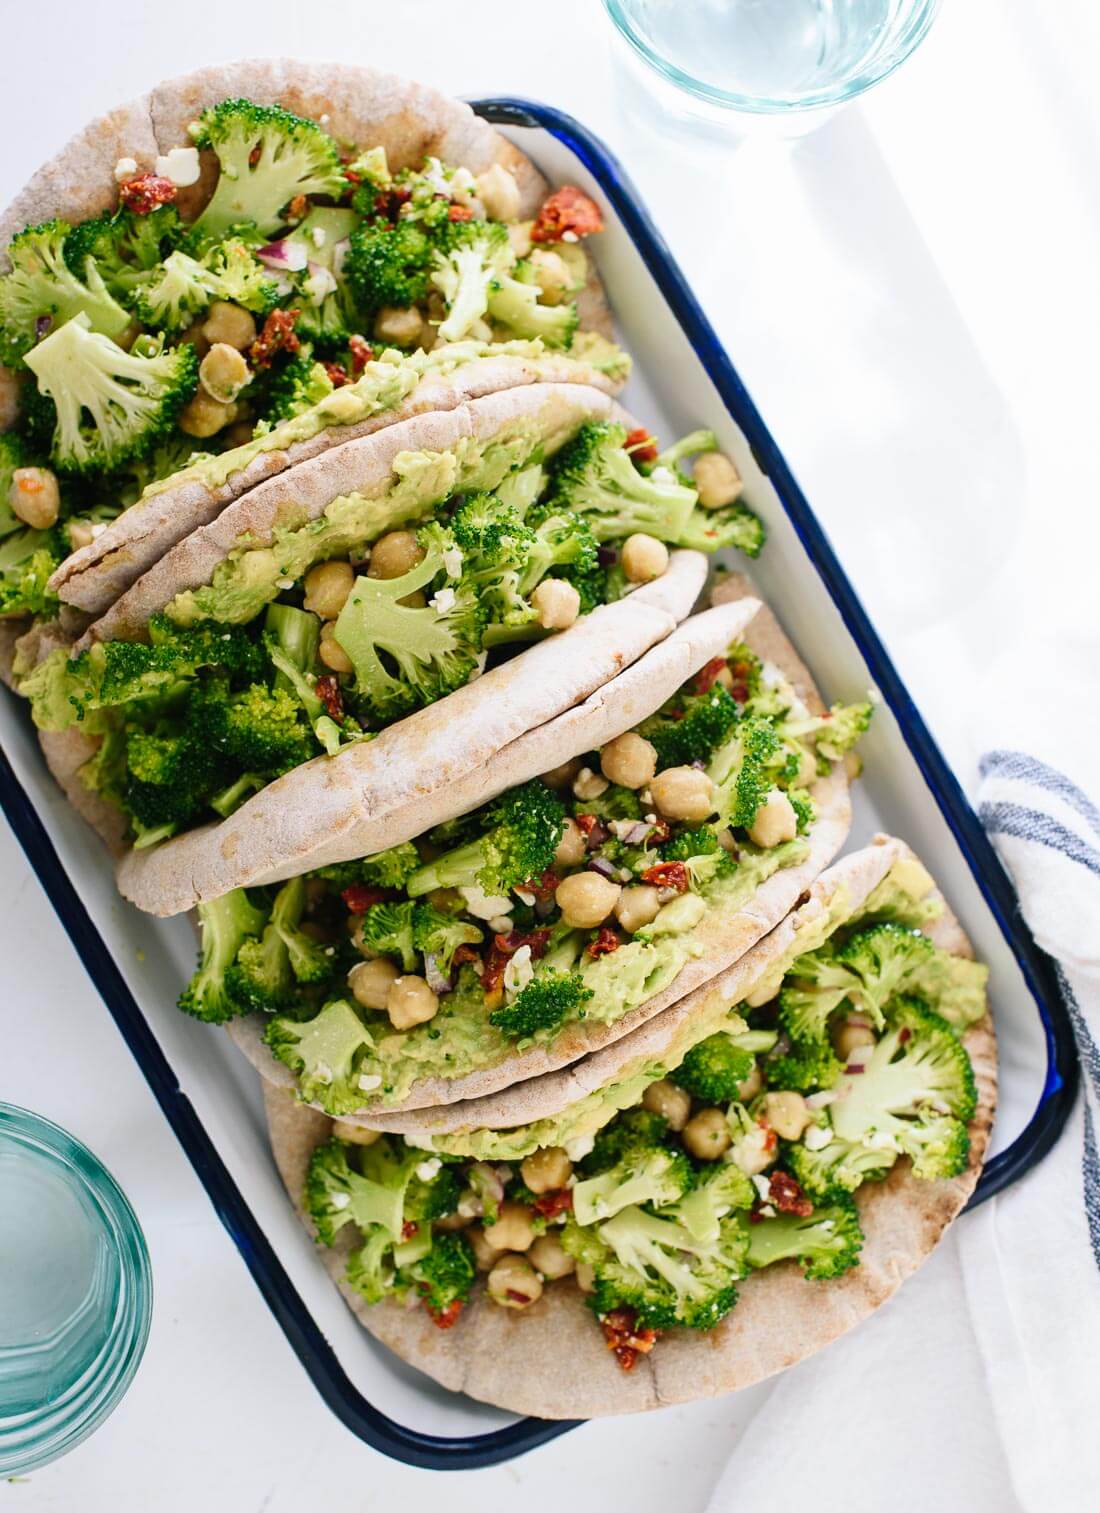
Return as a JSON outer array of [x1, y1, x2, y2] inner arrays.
[[222, 580, 858, 1116], [264, 835, 996, 1418]]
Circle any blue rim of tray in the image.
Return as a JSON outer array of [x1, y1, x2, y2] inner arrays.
[[0, 99, 1076, 1471]]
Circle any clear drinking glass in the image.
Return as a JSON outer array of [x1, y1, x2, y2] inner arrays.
[[0, 1106, 151, 1475], [603, 0, 941, 117]]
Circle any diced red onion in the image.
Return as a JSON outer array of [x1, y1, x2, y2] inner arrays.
[[534, 895, 555, 920], [621, 821, 651, 845], [597, 546, 619, 567], [587, 856, 620, 880], [35, 315, 52, 341], [583, 820, 608, 850], [256, 238, 308, 272], [845, 1062, 866, 1075], [422, 953, 454, 995]]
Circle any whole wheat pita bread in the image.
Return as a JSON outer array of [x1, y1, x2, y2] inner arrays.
[[263, 837, 996, 1418], [0, 59, 618, 615], [114, 545, 710, 915], [79, 381, 628, 649], [227, 581, 852, 1114]]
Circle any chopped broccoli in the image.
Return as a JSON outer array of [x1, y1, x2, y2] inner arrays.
[[0, 526, 61, 618], [835, 922, 938, 1029], [189, 99, 345, 241], [178, 888, 266, 1022], [305, 1135, 420, 1247], [516, 506, 601, 611], [345, 220, 434, 311], [638, 683, 740, 769], [573, 784, 643, 823], [357, 900, 418, 972], [783, 700, 874, 764], [672, 1160, 756, 1244], [671, 1032, 755, 1103], [546, 420, 698, 543], [744, 1192, 864, 1279], [331, 534, 484, 718], [268, 874, 333, 985], [678, 502, 765, 558], [136, 239, 277, 330], [777, 943, 861, 1043], [287, 208, 359, 350], [264, 998, 375, 1115], [786, 1137, 897, 1200], [765, 1036, 843, 1093], [226, 900, 293, 1013], [488, 970, 593, 1039], [123, 686, 236, 829], [406, 779, 566, 898], [313, 842, 421, 892], [430, 220, 511, 343], [0, 220, 131, 363], [583, 1107, 672, 1174], [401, 1231, 476, 1317], [23, 315, 198, 473], [223, 683, 314, 772], [488, 268, 578, 349], [660, 826, 736, 889], [572, 1145, 695, 1226], [258, 352, 334, 425], [62, 206, 180, 307], [654, 428, 718, 475], [413, 905, 483, 977], [0, 433, 26, 537], [706, 716, 781, 831]]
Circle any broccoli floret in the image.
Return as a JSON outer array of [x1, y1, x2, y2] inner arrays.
[[178, 888, 266, 1022], [660, 826, 736, 889], [783, 700, 874, 764], [62, 206, 180, 307], [572, 1146, 695, 1226], [786, 1137, 896, 1199], [357, 901, 418, 973], [677, 502, 765, 558], [584, 1107, 672, 1174], [0, 526, 61, 618], [413, 906, 483, 977], [188, 99, 345, 241], [672, 1160, 755, 1244], [573, 784, 643, 823], [777, 943, 860, 1044], [313, 842, 421, 893], [488, 268, 578, 349], [403, 1163, 462, 1229], [23, 316, 198, 473], [264, 998, 376, 1115], [765, 1037, 843, 1093], [0, 220, 131, 363], [450, 493, 539, 632], [835, 923, 938, 1030], [653, 428, 718, 475], [286, 207, 359, 350], [137, 239, 277, 331], [671, 1032, 754, 1103], [331, 533, 484, 718], [223, 683, 314, 773], [638, 683, 740, 770], [345, 220, 433, 312], [744, 1192, 864, 1279], [488, 970, 593, 1039], [706, 715, 781, 832], [225, 912, 292, 1012], [546, 420, 698, 543], [269, 874, 333, 985], [124, 692, 235, 829], [406, 779, 566, 898], [517, 506, 601, 606], [258, 352, 334, 425], [400, 1231, 476, 1319], [305, 1135, 420, 1247], [430, 220, 512, 343]]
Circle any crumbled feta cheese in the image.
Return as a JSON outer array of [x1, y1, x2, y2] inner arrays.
[[429, 586, 456, 614], [154, 146, 201, 187], [466, 650, 489, 684], [330, 1191, 350, 1210], [513, 887, 536, 907], [730, 1123, 773, 1176], [457, 1191, 482, 1218], [488, 914, 513, 934], [416, 1158, 442, 1182], [803, 1122, 833, 1151], [442, 545, 464, 578], [113, 157, 138, 182], [275, 577, 295, 590], [303, 265, 338, 305], [561, 229, 579, 243], [311, 225, 327, 248], [751, 1174, 772, 1202], [357, 1073, 382, 1093], [846, 1044, 874, 1068], [460, 884, 512, 921], [758, 1203, 776, 1218], [319, 112, 330, 125], [503, 944, 534, 999], [649, 465, 676, 485], [565, 1134, 596, 1163]]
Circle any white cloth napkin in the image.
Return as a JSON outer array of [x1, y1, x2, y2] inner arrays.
[[707, 640, 1100, 1513]]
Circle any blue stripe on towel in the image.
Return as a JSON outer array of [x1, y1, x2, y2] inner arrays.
[[978, 801, 1100, 880], [1081, 1104, 1100, 1270], [980, 750, 1100, 840], [1058, 966, 1100, 1103]]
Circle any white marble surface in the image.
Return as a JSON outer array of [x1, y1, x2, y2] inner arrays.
[[1, 1, 1097, 1506]]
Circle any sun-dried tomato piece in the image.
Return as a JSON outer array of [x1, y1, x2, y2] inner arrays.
[[640, 861, 690, 893], [727, 657, 754, 704], [532, 1188, 573, 1219], [768, 1170, 813, 1218], [250, 308, 301, 367], [315, 673, 344, 722], [531, 185, 604, 243], [587, 926, 621, 959], [447, 203, 474, 222], [624, 426, 659, 466], [426, 1299, 464, 1330], [492, 928, 551, 959], [451, 943, 481, 969], [118, 174, 177, 215], [341, 884, 389, 914], [521, 867, 560, 902], [286, 193, 308, 221], [480, 948, 508, 1006], [348, 333, 374, 374], [323, 361, 349, 387], [692, 657, 729, 695], [600, 1308, 659, 1372], [401, 1220, 419, 1241], [248, 144, 262, 168]]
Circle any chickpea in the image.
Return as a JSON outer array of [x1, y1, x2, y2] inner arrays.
[[555, 871, 621, 930], [737, 1062, 764, 1102], [368, 530, 424, 580], [67, 519, 97, 550], [574, 1261, 596, 1293], [303, 560, 354, 620], [483, 1200, 536, 1253], [223, 420, 257, 448], [761, 1091, 810, 1142], [433, 1210, 471, 1232], [116, 320, 142, 352], [553, 817, 587, 869], [527, 248, 574, 306], [650, 766, 714, 824], [531, 577, 580, 630], [614, 885, 661, 935], [748, 790, 799, 849], [507, 220, 534, 260], [572, 766, 608, 801], [600, 732, 657, 790], [693, 450, 744, 510], [541, 757, 581, 790], [620, 533, 670, 585], [9, 467, 60, 529], [201, 300, 256, 351], [467, 1226, 505, 1271], [487, 1253, 543, 1309], [385, 974, 439, 1031], [178, 390, 238, 439], [682, 1108, 731, 1161], [642, 1078, 691, 1131], [331, 1119, 381, 1146], [475, 163, 522, 223], [373, 305, 424, 347], [520, 1146, 572, 1194], [318, 623, 353, 673], [528, 1233, 575, 1281], [833, 1017, 876, 1061], [199, 342, 251, 404], [179, 319, 211, 359], [348, 957, 399, 1011], [0, 364, 23, 431]]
